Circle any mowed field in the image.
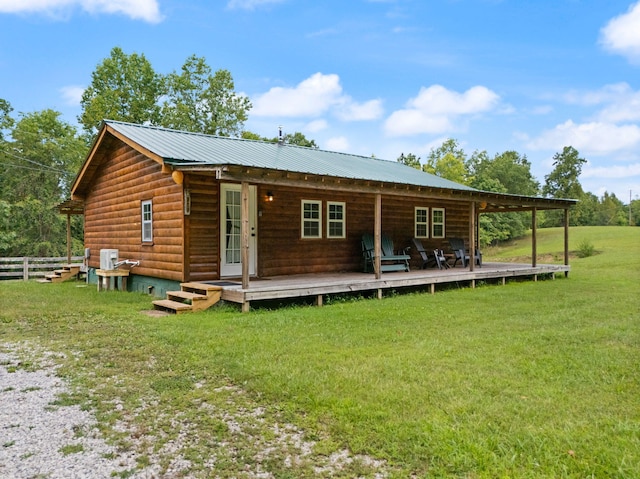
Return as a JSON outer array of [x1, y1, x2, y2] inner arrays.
[[1, 226, 638, 478]]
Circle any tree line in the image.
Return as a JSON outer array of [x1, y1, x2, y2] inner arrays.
[[398, 139, 639, 245], [0, 47, 637, 257]]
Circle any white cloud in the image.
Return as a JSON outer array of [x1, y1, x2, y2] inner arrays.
[[583, 163, 640, 179], [384, 84, 500, 136], [336, 98, 383, 121], [227, 0, 285, 10], [252, 72, 382, 122], [597, 91, 640, 124], [305, 119, 328, 132], [600, 1, 640, 63], [526, 120, 640, 155], [560, 83, 640, 122], [60, 85, 84, 105], [0, 0, 163, 22], [563, 82, 631, 106], [325, 136, 349, 152]]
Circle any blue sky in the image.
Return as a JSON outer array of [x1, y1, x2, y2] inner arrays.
[[1, 0, 640, 202]]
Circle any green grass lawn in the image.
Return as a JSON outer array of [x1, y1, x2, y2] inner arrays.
[[1, 226, 639, 478]]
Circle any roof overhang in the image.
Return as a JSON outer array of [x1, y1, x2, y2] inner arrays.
[[173, 163, 577, 212], [55, 198, 85, 215], [70, 122, 167, 200]]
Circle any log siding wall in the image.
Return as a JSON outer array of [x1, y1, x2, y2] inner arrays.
[[83, 140, 185, 281], [82, 138, 474, 281], [184, 174, 219, 281], [257, 185, 471, 276]]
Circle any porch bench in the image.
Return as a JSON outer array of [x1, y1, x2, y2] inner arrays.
[[362, 233, 410, 273], [380, 263, 409, 273]]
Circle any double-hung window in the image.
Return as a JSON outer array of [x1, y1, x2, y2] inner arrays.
[[432, 208, 445, 238], [415, 207, 429, 238], [141, 200, 153, 243], [301, 200, 322, 238], [327, 202, 346, 238]]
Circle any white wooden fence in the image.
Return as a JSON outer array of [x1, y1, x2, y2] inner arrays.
[[0, 256, 85, 281]]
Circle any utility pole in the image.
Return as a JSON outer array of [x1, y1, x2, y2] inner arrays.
[[630, 190, 633, 226]]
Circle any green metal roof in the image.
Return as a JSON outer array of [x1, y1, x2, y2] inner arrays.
[[105, 120, 477, 192]]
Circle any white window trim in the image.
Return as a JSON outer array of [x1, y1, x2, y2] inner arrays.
[[301, 200, 322, 239], [414, 206, 429, 239], [432, 207, 445, 239], [141, 200, 153, 243], [327, 201, 346, 239]]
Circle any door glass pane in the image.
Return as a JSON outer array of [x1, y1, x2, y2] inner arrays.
[[225, 190, 241, 264]]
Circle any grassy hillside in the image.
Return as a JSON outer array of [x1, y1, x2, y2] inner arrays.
[[1, 226, 638, 478]]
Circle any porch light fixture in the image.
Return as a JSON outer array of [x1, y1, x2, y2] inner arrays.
[[479, 201, 487, 210], [266, 191, 274, 202]]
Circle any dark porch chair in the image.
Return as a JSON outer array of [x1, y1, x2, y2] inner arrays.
[[411, 238, 437, 269], [448, 237, 482, 267]]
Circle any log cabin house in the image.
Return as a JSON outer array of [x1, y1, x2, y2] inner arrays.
[[70, 120, 577, 311]]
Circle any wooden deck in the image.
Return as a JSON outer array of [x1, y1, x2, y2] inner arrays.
[[218, 262, 570, 312]]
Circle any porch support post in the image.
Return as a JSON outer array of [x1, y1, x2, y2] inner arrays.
[[532, 208, 537, 267], [66, 213, 72, 265], [241, 181, 250, 289], [564, 208, 570, 277], [469, 202, 476, 272], [374, 193, 382, 280]]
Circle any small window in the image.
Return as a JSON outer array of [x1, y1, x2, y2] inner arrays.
[[142, 200, 153, 243], [432, 208, 445, 238], [301, 200, 322, 238], [327, 202, 346, 238], [415, 207, 429, 238]]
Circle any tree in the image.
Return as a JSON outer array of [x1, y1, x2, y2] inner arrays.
[[598, 192, 627, 226], [630, 197, 640, 226], [471, 150, 539, 196], [161, 55, 251, 136], [423, 138, 469, 185], [243, 130, 319, 148], [0, 98, 14, 140], [79, 47, 164, 135], [0, 110, 85, 256], [542, 146, 586, 226], [397, 153, 421, 170], [543, 146, 586, 199], [281, 132, 317, 148]]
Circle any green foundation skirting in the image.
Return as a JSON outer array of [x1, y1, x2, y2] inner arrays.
[[87, 268, 181, 298]]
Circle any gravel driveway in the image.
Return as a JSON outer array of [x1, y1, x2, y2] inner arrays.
[[1, 343, 389, 478]]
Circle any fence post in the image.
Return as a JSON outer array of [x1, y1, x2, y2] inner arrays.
[[23, 257, 29, 281]]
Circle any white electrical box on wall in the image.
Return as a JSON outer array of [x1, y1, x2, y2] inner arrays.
[[99, 249, 119, 270]]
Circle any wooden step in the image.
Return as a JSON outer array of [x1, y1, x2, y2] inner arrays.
[[180, 282, 224, 294], [152, 299, 193, 314], [167, 290, 207, 303], [152, 282, 224, 314], [44, 273, 63, 283]]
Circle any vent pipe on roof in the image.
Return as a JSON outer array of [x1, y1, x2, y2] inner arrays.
[[278, 125, 284, 145]]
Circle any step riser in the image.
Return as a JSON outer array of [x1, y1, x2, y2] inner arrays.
[[153, 282, 222, 314]]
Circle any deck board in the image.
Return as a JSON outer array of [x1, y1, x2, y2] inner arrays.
[[220, 262, 569, 309]]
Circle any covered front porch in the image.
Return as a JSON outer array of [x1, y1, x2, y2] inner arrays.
[[218, 261, 570, 312]]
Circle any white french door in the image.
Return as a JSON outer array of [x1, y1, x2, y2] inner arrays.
[[220, 184, 257, 277]]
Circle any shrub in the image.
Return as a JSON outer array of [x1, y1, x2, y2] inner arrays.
[[576, 238, 595, 258]]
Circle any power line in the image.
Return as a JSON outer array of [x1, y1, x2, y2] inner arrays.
[[0, 146, 68, 174]]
